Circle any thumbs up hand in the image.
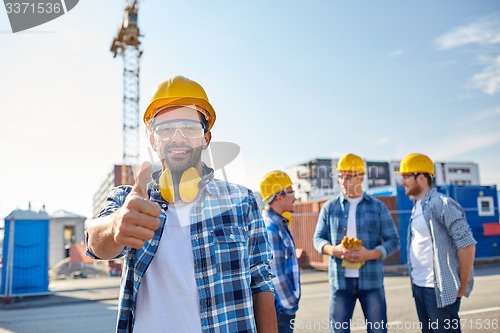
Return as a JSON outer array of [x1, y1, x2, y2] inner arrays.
[[112, 161, 161, 249]]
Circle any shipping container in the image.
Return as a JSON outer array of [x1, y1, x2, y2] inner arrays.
[[287, 185, 499, 268], [436, 185, 499, 258]]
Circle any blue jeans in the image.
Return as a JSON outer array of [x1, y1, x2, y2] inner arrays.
[[330, 278, 387, 333], [277, 312, 296, 333], [412, 284, 462, 333]]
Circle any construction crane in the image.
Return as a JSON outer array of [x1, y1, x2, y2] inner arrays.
[[110, 0, 142, 166]]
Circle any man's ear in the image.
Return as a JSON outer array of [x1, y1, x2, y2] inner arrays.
[[417, 173, 426, 184], [202, 131, 212, 150]]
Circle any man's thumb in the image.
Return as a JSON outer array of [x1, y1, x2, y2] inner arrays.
[[132, 161, 152, 198]]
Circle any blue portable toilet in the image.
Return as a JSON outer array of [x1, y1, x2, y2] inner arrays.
[[1, 209, 50, 297]]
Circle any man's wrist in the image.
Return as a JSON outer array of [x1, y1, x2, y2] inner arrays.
[[369, 249, 382, 261], [323, 244, 337, 258]]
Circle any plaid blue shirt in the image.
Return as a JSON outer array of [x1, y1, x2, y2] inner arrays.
[[86, 169, 274, 333], [262, 208, 301, 315], [313, 193, 400, 290], [408, 188, 476, 308]]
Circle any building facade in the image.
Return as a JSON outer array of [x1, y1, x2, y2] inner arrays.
[[49, 210, 86, 268], [92, 165, 136, 217], [287, 158, 480, 202], [287, 158, 338, 202]]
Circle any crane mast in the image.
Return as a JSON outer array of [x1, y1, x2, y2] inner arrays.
[[111, 0, 142, 166]]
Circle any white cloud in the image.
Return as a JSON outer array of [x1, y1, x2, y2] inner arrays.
[[373, 137, 389, 146], [428, 131, 500, 160], [470, 55, 500, 95], [455, 106, 500, 127], [434, 14, 500, 95], [476, 106, 500, 119], [436, 59, 459, 67], [388, 49, 404, 57], [435, 14, 500, 50]]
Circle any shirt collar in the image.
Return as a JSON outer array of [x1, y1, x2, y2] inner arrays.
[[265, 208, 288, 225], [339, 192, 370, 203], [420, 187, 436, 205]]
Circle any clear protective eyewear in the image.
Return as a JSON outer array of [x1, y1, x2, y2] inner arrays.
[[153, 120, 205, 141], [281, 189, 295, 196], [401, 173, 420, 181]]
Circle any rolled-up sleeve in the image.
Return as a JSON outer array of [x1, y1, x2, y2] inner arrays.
[[313, 202, 332, 255], [375, 202, 400, 260], [442, 198, 477, 249], [85, 186, 132, 260], [247, 191, 274, 294]]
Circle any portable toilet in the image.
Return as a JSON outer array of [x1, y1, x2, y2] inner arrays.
[[1, 209, 50, 297]]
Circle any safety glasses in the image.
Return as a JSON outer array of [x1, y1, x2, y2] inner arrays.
[[153, 120, 205, 141], [280, 190, 295, 196]]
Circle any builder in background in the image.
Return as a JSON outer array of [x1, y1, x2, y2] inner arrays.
[[397, 153, 476, 333], [260, 171, 301, 333], [86, 76, 277, 333], [313, 153, 400, 333]]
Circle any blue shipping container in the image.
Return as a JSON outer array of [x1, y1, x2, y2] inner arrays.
[[436, 185, 499, 258], [397, 185, 500, 264]]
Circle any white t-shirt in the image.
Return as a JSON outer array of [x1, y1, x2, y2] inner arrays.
[[345, 196, 363, 278], [133, 201, 202, 332], [409, 200, 435, 287]]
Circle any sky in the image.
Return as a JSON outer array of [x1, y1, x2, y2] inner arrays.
[[1, 0, 499, 220]]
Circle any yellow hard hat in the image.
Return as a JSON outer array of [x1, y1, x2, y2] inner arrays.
[[337, 154, 366, 173], [143, 76, 216, 132], [397, 153, 435, 176], [260, 170, 293, 202]]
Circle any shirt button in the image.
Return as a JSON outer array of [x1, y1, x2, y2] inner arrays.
[[229, 234, 235, 240], [134, 276, 139, 282], [151, 241, 156, 246], [162, 204, 167, 208]]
